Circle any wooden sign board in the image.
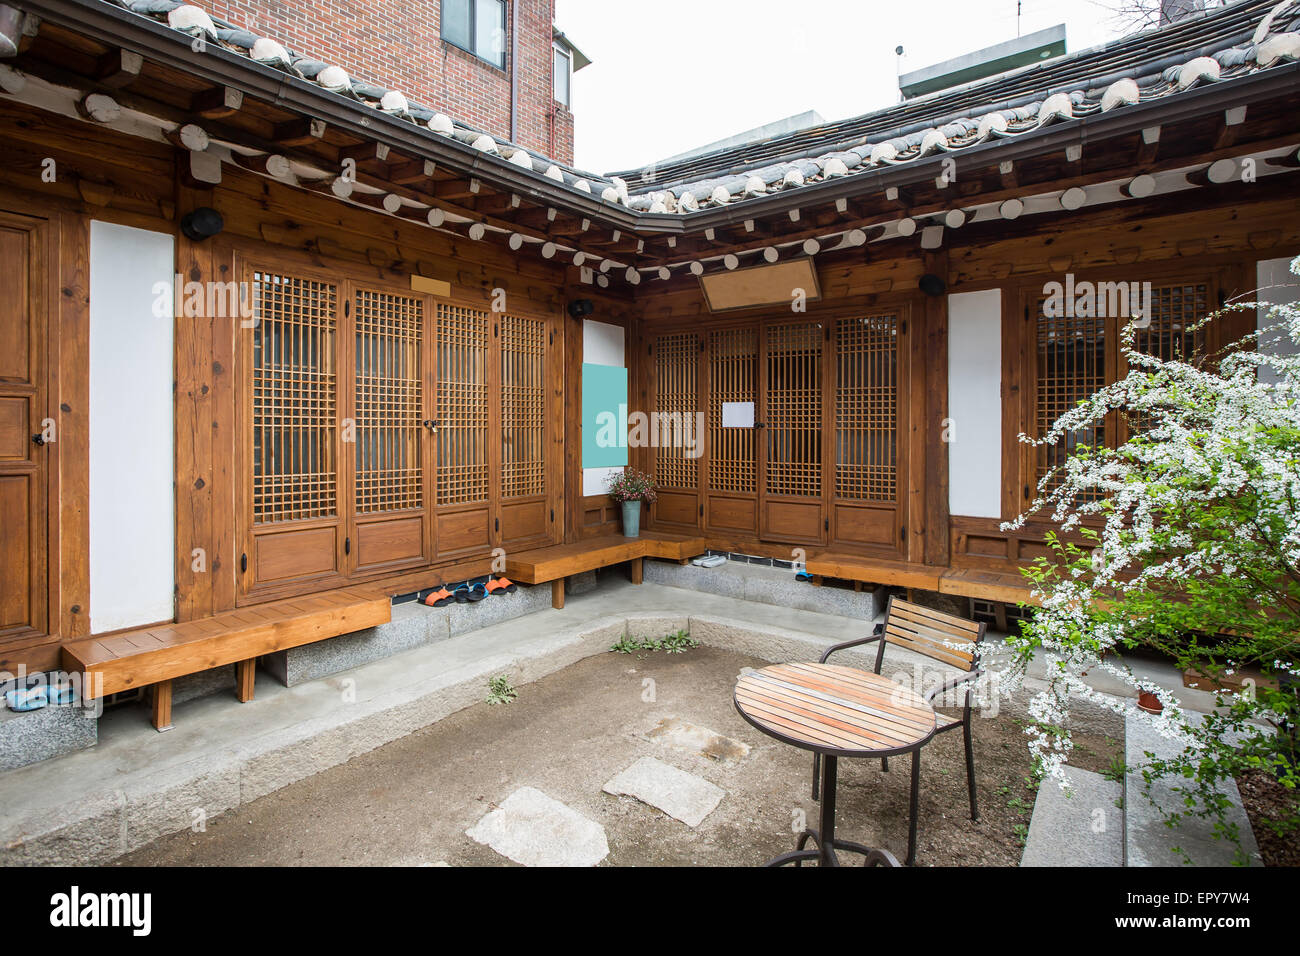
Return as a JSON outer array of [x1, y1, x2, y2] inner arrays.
[[699, 258, 822, 313]]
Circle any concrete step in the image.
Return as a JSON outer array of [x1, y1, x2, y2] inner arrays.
[[1124, 711, 1262, 866], [1021, 766, 1124, 866], [645, 556, 885, 621]]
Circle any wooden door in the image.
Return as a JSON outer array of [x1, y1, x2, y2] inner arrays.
[[496, 309, 552, 550], [0, 213, 48, 642], [829, 310, 907, 554], [239, 263, 347, 597], [705, 326, 758, 537], [433, 300, 492, 559], [759, 320, 825, 545], [649, 330, 702, 530], [348, 284, 433, 575]]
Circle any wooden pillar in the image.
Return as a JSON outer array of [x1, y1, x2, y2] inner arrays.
[[235, 658, 255, 702], [151, 679, 173, 732], [551, 577, 565, 609], [629, 556, 643, 585], [922, 250, 951, 569], [56, 211, 91, 645]]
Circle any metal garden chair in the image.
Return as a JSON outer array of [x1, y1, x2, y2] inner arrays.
[[811, 595, 987, 865]]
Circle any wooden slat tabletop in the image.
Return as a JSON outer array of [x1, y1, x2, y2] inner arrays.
[[734, 663, 938, 757]]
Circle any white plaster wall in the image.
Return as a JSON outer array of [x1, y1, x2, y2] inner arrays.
[[582, 319, 625, 496], [1256, 256, 1300, 387], [947, 289, 1003, 520], [89, 221, 175, 633]]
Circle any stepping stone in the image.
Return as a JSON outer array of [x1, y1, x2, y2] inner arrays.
[[1021, 766, 1123, 867], [645, 716, 751, 766], [1125, 713, 1261, 867], [603, 755, 724, 827], [466, 787, 609, 867]]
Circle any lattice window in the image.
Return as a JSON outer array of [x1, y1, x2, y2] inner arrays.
[[436, 303, 489, 505], [836, 315, 898, 502], [709, 327, 757, 494], [1129, 281, 1210, 434], [500, 313, 545, 500], [766, 322, 823, 497], [1133, 282, 1208, 362], [251, 271, 338, 523], [654, 332, 699, 490], [1035, 301, 1107, 489], [354, 288, 423, 515]]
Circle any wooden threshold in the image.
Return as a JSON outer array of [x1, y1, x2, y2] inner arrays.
[[62, 586, 392, 703]]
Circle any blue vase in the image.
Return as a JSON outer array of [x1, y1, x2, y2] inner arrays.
[[621, 500, 641, 538]]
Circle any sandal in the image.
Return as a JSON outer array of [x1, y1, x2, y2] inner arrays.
[[454, 583, 488, 603], [423, 587, 455, 608], [485, 577, 517, 595]]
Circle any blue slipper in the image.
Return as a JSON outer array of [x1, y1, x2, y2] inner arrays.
[[5, 687, 48, 712]]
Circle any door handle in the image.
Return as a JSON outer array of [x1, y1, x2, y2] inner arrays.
[[344, 537, 351, 555], [423, 420, 438, 431], [31, 433, 45, 446]]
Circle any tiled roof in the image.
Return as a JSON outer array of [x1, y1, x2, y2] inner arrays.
[[103, 0, 1300, 216]]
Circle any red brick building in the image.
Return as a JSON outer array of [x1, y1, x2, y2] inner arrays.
[[204, 0, 583, 164]]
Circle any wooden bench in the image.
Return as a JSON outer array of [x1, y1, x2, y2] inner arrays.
[[805, 553, 1038, 609], [62, 586, 391, 731], [804, 553, 943, 592], [506, 531, 706, 608]]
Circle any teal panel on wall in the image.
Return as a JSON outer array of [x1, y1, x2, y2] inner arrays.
[[582, 362, 628, 468]]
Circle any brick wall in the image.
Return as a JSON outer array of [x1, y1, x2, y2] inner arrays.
[[203, 0, 575, 165]]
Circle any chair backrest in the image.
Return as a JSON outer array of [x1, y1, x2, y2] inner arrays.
[[878, 596, 985, 672]]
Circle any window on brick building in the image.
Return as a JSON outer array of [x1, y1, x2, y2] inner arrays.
[[553, 44, 571, 108], [442, 0, 506, 69]]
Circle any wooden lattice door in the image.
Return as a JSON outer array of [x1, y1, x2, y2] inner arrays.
[[0, 212, 48, 643], [242, 265, 345, 594], [705, 326, 758, 535], [497, 310, 551, 549], [433, 301, 492, 559], [830, 312, 905, 553], [759, 321, 825, 545], [650, 330, 702, 529], [348, 286, 432, 574]]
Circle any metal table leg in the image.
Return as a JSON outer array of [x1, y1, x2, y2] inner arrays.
[[764, 753, 900, 867]]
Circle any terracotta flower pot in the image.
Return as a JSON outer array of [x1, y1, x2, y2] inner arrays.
[[1137, 691, 1164, 714]]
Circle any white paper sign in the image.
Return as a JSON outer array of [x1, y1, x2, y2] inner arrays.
[[721, 401, 755, 428]]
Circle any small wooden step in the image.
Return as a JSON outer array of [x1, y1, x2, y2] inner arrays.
[[505, 532, 706, 609], [63, 587, 392, 703], [939, 569, 1038, 606], [804, 553, 942, 592]]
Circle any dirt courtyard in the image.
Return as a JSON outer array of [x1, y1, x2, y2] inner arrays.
[[117, 644, 1118, 867]]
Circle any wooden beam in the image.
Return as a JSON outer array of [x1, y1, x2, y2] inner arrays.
[[94, 48, 144, 89], [193, 85, 244, 120]]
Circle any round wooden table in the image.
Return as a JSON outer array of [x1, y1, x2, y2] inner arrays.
[[734, 662, 939, 867]]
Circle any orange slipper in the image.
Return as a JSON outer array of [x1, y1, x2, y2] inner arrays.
[[423, 587, 454, 608], [485, 577, 517, 595]]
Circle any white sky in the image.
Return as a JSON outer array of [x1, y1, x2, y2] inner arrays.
[[556, 0, 1136, 175]]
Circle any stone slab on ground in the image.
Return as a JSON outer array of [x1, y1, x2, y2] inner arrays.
[[466, 786, 609, 866], [643, 716, 751, 767], [1125, 712, 1261, 867], [1021, 766, 1123, 866], [603, 755, 725, 827]]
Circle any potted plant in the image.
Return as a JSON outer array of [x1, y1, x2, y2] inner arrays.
[[606, 469, 656, 538]]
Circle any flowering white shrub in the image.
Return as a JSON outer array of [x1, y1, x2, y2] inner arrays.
[[1001, 256, 1300, 853]]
